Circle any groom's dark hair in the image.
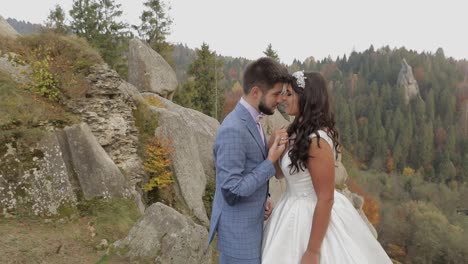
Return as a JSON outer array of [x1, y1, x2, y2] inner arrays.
[[242, 57, 290, 94]]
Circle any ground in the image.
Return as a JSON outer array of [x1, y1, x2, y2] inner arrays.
[[0, 217, 109, 264]]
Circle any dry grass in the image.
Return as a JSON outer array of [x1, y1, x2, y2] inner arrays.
[[0, 32, 103, 100], [0, 217, 103, 264], [0, 71, 79, 125]]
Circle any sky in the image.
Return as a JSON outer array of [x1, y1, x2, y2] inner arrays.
[[2, 0, 467, 64]]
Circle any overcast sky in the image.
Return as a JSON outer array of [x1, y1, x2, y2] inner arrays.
[[3, 0, 467, 64]]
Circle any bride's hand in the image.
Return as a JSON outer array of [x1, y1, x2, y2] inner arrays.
[[301, 250, 320, 264], [268, 127, 288, 149]]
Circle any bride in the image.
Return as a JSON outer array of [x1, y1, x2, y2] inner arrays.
[[262, 71, 392, 264]]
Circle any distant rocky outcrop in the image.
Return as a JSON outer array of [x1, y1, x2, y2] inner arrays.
[[6, 17, 42, 35], [0, 15, 19, 39], [128, 38, 178, 100], [114, 203, 212, 264], [397, 58, 420, 104]]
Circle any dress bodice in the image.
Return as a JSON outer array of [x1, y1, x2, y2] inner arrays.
[[279, 130, 335, 198]]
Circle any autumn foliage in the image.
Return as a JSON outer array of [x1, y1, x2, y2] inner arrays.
[[347, 177, 380, 226], [223, 85, 243, 116], [143, 137, 174, 191]]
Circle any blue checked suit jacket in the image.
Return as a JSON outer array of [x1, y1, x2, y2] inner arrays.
[[208, 102, 276, 259]]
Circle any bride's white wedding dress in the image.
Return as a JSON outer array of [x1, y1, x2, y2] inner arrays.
[[262, 130, 392, 264]]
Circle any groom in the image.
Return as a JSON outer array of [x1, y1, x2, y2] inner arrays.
[[208, 57, 290, 263]]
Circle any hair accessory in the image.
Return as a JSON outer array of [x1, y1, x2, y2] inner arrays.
[[292, 71, 306, 89]]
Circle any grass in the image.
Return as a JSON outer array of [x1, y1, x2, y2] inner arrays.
[[0, 217, 103, 264], [78, 198, 141, 243], [0, 70, 79, 131], [0, 32, 103, 101], [203, 179, 216, 218]]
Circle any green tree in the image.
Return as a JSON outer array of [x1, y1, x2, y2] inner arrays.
[[133, 0, 173, 66], [184, 43, 224, 119], [263, 43, 279, 61], [69, 0, 130, 76], [45, 4, 68, 34], [173, 82, 195, 109]]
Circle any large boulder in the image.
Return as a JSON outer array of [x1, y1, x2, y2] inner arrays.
[[0, 53, 31, 84], [0, 16, 19, 39], [128, 38, 177, 100], [0, 131, 77, 217], [114, 202, 212, 264], [143, 93, 219, 225], [397, 58, 420, 104], [64, 123, 132, 199], [0, 121, 138, 217]]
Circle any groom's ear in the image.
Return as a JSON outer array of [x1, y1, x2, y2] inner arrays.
[[251, 86, 262, 98]]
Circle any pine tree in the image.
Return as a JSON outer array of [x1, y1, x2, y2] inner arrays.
[[45, 5, 68, 34], [185, 43, 224, 119], [133, 0, 173, 65], [69, 0, 130, 75], [263, 43, 279, 61]]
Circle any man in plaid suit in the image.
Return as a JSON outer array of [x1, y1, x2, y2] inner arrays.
[[208, 57, 291, 263]]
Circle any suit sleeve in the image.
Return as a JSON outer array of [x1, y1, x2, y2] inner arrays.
[[215, 126, 275, 206]]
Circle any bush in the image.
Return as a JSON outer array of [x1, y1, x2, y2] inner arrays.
[[142, 137, 174, 192]]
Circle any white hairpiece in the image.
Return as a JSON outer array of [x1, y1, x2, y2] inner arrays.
[[292, 71, 307, 89]]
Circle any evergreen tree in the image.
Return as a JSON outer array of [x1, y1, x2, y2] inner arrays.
[[45, 4, 68, 34], [185, 43, 224, 119], [133, 0, 174, 65], [69, 0, 130, 76], [263, 43, 279, 61]]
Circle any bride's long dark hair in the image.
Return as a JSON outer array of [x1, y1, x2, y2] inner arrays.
[[287, 71, 340, 174]]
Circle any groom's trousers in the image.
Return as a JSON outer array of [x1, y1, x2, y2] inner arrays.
[[219, 253, 260, 264]]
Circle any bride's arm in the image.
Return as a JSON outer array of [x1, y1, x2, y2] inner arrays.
[[273, 160, 284, 179], [268, 127, 288, 179], [303, 138, 335, 259]]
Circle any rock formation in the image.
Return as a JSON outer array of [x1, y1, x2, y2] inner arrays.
[[0, 15, 19, 39], [114, 203, 212, 263], [397, 58, 420, 104], [128, 38, 178, 100]]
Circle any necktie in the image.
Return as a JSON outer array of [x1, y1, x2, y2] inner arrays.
[[255, 114, 265, 146]]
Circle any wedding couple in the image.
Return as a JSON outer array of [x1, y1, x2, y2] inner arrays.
[[208, 57, 392, 264]]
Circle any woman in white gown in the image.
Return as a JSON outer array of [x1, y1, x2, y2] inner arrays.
[[262, 71, 392, 264]]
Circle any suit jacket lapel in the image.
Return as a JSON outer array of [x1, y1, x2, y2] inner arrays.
[[234, 103, 267, 158]]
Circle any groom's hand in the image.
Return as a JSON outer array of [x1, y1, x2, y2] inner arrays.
[[264, 197, 273, 220]]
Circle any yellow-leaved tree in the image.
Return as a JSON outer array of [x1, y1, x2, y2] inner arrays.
[[143, 137, 174, 191]]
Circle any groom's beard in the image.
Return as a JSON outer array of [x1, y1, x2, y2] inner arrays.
[[259, 98, 275, 115]]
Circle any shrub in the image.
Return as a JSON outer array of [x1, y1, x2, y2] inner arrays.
[[30, 46, 61, 101], [142, 137, 174, 192], [145, 96, 165, 108], [403, 167, 415, 177]]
